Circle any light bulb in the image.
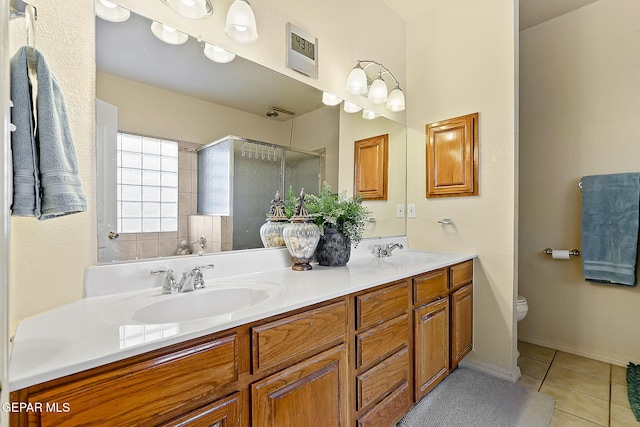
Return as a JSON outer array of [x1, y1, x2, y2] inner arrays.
[[362, 109, 379, 120], [204, 43, 236, 63], [225, 0, 258, 44], [95, 0, 130, 22], [100, 0, 117, 8], [322, 92, 342, 106], [166, 0, 210, 19], [343, 101, 362, 113], [367, 77, 388, 105], [386, 87, 405, 112], [150, 21, 189, 45], [346, 66, 367, 96]]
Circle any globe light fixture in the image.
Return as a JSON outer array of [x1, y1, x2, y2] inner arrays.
[[225, 0, 258, 44]]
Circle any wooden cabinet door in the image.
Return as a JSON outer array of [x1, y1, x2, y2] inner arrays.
[[451, 283, 473, 369], [414, 298, 449, 400], [425, 113, 478, 198], [251, 344, 348, 427], [161, 393, 239, 427], [354, 134, 389, 200]]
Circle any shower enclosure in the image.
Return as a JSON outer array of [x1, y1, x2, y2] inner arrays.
[[198, 135, 322, 250]]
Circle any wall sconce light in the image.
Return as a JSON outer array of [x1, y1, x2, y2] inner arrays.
[[225, 0, 258, 44], [347, 60, 405, 113], [321, 60, 405, 117], [343, 101, 362, 113], [96, 1, 248, 66], [362, 109, 380, 120], [159, 0, 213, 19], [150, 21, 189, 45], [321, 92, 342, 106], [204, 43, 236, 63], [94, 0, 130, 22]]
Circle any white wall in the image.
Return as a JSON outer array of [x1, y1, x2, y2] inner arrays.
[[8, 0, 96, 333], [519, 0, 640, 365], [7, 0, 406, 331], [405, 0, 519, 378], [97, 72, 291, 146]]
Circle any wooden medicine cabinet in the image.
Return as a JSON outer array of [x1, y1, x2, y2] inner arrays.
[[425, 113, 478, 198], [354, 134, 389, 200]]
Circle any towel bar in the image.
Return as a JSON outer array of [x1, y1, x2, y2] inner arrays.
[[543, 248, 580, 256]]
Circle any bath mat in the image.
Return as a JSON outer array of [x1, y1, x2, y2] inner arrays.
[[398, 367, 555, 427], [629, 362, 640, 421]]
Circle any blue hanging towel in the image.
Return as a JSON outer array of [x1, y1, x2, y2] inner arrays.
[[581, 173, 640, 286], [10, 46, 87, 220]]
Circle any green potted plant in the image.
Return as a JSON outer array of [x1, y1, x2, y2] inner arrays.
[[305, 182, 372, 266]]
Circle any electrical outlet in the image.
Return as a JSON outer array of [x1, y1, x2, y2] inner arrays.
[[396, 204, 405, 218], [408, 204, 416, 218]]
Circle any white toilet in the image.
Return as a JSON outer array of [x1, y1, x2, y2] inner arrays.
[[516, 295, 529, 322], [516, 295, 529, 358]]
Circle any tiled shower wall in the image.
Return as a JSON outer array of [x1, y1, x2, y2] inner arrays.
[[109, 141, 199, 261]]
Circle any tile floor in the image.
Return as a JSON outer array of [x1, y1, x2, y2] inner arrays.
[[517, 341, 639, 426]]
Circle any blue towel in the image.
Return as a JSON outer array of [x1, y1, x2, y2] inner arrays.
[[10, 46, 87, 220], [581, 173, 640, 286], [10, 47, 39, 216]]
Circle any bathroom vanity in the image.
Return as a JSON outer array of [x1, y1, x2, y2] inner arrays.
[[8, 247, 474, 426]]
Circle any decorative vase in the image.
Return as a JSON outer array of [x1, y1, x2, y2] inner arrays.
[[316, 228, 351, 266], [260, 190, 288, 248], [282, 189, 320, 271]]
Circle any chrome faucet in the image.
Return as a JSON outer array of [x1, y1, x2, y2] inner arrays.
[[374, 243, 404, 257], [151, 268, 178, 294], [151, 264, 215, 294]]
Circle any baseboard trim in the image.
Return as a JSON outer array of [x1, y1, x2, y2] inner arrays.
[[459, 357, 522, 383], [518, 335, 628, 367]]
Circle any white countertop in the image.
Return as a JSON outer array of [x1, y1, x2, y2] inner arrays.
[[9, 248, 474, 391]]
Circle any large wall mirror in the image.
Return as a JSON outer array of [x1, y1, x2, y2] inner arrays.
[[95, 9, 406, 263]]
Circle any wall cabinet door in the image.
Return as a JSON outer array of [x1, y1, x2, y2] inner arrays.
[[414, 298, 449, 400], [450, 283, 473, 369], [251, 344, 348, 427], [425, 113, 478, 198]]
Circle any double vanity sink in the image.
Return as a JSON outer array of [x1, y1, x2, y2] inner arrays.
[[122, 252, 435, 324], [9, 244, 474, 391]]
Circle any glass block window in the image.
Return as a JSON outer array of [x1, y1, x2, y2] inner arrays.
[[117, 133, 178, 233]]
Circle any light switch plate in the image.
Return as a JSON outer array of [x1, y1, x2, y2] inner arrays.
[[408, 204, 416, 218], [396, 204, 405, 218]]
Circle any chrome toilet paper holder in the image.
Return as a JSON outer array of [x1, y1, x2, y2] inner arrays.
[[543, 248, 580, 257]]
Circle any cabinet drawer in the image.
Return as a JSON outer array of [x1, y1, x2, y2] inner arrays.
[[356, 347, 410, 410], [413, 268, 448, 305], [356, 381, 412, 427], [356, 280, 409, 330], [450, 260, 473, 289], [28, 334, 238, 427], [252, 301, 347, 372], [356, 314, 409, 369]]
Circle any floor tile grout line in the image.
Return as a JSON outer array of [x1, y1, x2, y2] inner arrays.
[[554, 408, 609, 427], [543, 378, 611, 402]]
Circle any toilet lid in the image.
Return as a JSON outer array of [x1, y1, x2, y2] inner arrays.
[[517, 295, 526, 303]]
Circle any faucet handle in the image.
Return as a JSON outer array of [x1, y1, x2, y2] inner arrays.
[[192, 264, 215, 289], [151, 269, 178, 294]]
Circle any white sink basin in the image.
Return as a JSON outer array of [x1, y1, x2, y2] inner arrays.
[[379, 252, 432, 265], [130, 281, 284, 324]]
